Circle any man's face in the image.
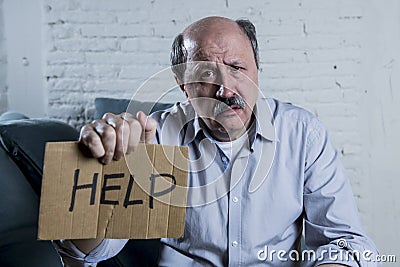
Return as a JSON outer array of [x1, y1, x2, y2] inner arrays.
[[180, 22, 259, 141]]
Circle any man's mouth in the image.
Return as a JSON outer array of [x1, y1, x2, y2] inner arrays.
[[213, 97, 246, 117]]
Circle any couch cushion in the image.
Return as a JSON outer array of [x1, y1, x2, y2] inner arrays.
[[0, 117, 76, 266], [0, 148, 63, 267], [0, 119, 79, 194], [94, 97, 174, 119]]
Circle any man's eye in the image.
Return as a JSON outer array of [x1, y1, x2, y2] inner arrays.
[[200, 70, 215, 79], [230, 65, 241, 71]]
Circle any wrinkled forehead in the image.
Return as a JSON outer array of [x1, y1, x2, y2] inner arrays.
[[182, 21, 248, 59]]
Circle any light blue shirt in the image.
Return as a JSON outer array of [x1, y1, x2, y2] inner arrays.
[[55, 98, 379, 266]]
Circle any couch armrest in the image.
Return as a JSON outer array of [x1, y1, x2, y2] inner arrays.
[[0, 119, 79, 194], [0, 117, 79, 267]]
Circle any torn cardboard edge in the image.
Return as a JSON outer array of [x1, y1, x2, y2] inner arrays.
[[38, 142, 188, 240]]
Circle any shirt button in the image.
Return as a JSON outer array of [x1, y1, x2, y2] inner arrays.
[[221, 156, 227, 162], [232, 241, 238, 247], [232, 196, 239, 203]]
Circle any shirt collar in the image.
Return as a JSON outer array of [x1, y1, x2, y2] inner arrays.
[[181, 97, 275, 146], [181, 103, 204, 146], [254, 98, 275, 142]]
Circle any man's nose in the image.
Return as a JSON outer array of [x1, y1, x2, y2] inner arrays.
[[216, 84, 235, 98], [215, 65, 237, 98]]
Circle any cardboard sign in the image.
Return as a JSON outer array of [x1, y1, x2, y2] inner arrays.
[[38, 142, 188, 240]]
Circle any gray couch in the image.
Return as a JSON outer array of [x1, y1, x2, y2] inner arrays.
[[0, 98, 173, 266]]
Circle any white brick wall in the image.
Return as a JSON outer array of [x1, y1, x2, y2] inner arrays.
[[40, 0, 399, 257], [43, 0, 363, 134], [43, 0, 367, 215], [43, 0, 363, 186]]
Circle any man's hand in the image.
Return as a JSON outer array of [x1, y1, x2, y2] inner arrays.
[[79, 111, 158, 164], [71, 111, 157, 255]]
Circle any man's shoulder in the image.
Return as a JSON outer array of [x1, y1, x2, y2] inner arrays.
[[262, 98, 319, 125], [261, 98, 327, 149]]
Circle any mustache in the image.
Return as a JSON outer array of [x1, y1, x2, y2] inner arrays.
[[213, 96, 246, 117]]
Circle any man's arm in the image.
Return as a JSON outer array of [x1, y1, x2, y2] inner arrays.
[[303, 119, 380, 267], [53, 239, 128, 266], [72, 239, 103, 254]]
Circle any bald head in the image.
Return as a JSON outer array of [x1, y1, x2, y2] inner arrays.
[[171, 16, 259, 82], [182, 16, 243, 39]]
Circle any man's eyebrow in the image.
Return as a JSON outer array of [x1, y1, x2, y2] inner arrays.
[[192, 61, 216, 71], [189, 49, 245, 67], [224, 59, 244, 66]]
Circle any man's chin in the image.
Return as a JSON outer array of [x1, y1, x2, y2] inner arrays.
[[215, 109, 247, 126], [214, 106, 244, 118], [211, 119, 248, 138]]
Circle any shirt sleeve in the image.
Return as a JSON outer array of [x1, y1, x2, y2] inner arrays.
[[53, 239, 128, 267], [303, 119, 380, 267]]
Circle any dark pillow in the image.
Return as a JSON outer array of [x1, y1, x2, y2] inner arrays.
[[94, 97, 174, 119], [0, 119, 79, 194]]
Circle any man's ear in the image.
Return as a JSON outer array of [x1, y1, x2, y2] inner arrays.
[[174, 75, 188, 98]]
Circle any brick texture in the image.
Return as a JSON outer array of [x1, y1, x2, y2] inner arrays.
[[43, 0, 365, 213]]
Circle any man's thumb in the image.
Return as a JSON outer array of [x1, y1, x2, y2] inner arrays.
[[136, 111, 157, 143]]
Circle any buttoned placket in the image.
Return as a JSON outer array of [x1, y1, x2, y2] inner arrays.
[[227, 146, 251, 266]]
